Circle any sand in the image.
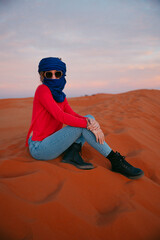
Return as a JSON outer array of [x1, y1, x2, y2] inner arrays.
[[0, 89, 160, 240]]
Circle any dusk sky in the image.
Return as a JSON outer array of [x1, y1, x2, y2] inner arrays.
[[0, 0, 160, 99]]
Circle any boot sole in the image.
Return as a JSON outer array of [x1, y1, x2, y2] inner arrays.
[[126, 171, 144, 179], [112, 170, 144, 179], [61, 159, 95, 170]]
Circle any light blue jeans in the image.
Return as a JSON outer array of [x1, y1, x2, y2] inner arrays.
[[28, 114, 112, 160]]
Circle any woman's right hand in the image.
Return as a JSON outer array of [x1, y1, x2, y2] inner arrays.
[[90, 128, 105, 145]]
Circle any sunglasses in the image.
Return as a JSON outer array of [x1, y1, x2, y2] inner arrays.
[[44, 71, 63, 79]]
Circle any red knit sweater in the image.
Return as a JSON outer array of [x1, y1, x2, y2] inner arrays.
[[25, 84, 88, 147]]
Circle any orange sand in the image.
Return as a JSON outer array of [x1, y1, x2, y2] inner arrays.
[[0, 89, 160, 240]]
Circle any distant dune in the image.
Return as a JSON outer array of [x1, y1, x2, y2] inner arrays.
[[0, 89, 160, 240]]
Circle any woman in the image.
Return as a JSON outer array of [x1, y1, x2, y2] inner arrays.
[[26, 57, 144, 179]]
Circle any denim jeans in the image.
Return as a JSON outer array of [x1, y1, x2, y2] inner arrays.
[[28, 114, 112, 160]]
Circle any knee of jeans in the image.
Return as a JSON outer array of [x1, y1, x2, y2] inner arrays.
[[85, 114, 95, 120]]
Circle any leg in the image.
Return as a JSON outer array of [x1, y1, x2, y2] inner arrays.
[[28, 114, 112, 161], [28, 114, 144, 179]]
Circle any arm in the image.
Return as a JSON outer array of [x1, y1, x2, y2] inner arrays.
[[37, 85, 88, 128], [64, 97, 87, 120], [63, 97, 100, 130]]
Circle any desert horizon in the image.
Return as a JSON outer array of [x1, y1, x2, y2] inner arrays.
[[1, 87, 159, 100]]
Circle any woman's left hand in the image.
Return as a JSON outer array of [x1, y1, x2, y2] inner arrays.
[[87, 118, 100, 131]]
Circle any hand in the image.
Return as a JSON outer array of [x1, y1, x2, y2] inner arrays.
[[87, 118, 100, 131], [91, 128, 105, 145]]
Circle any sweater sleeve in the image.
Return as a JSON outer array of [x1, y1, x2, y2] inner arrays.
[[64, 97, 87, 120], [37, 85, 88, 128]]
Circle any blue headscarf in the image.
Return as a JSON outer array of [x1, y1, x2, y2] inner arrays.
[[38, 57, 67, 102]]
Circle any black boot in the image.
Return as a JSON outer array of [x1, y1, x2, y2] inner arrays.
[[106, 150, 144, 179], [61, 142, 94, 170]]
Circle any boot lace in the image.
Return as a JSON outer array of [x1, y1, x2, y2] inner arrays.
[[115, 151, 132, 169]]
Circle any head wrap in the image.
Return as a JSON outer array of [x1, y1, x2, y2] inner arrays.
[[38, 57, 67, 102]]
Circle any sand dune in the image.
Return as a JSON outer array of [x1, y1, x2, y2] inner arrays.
[[0, 89, 160, 240]]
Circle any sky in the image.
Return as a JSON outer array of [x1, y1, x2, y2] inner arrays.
[[0, 0, 160, 99]]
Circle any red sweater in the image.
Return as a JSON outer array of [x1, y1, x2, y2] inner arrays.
[[25, 84, 88, 147]]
